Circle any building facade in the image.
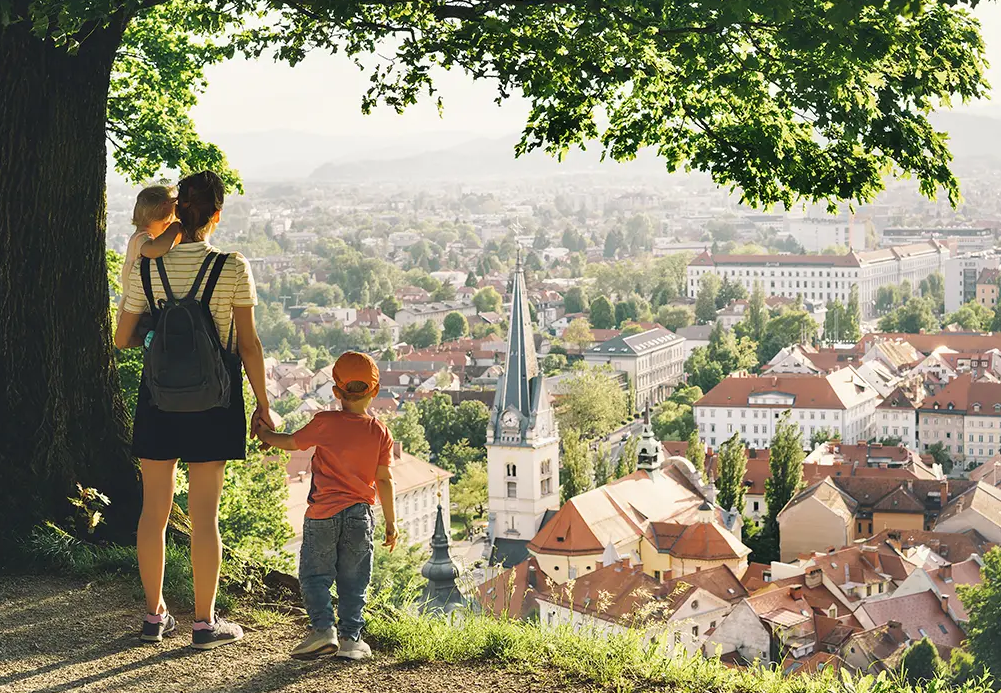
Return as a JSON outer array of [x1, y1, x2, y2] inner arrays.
[[583, 327, 686, 410], [976, 268, 1000, 309], [395, 301, 478, 328], [688, 242, 948, 319], [945, 251, 1001, 313], [693, 369, 880, 451]]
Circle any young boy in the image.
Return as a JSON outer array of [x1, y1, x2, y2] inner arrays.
[[257, 351, 398, 661]]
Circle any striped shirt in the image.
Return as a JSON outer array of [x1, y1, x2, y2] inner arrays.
[[122, 241, 257, 347]]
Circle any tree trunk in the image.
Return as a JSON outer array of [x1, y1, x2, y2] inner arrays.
[[0, 16, 141, 550]]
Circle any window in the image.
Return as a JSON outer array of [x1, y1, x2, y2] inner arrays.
[[507, 482, 517, 499], [541, 478, 552, 496], [692, 625, 699, 637], [654, 570, 661, 581], [541, 460, 551, 476], [753, 501, 760, 512], [506, 464, 517, 477], [710, 621, 717, 629]]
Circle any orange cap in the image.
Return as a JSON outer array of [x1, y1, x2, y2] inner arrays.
[[332, 351, 380, 398]]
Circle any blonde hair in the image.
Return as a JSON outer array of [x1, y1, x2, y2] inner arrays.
[[132, 185, 176, 230]]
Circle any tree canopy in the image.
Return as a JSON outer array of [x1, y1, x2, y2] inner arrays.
[[554, 364, 629, 442]]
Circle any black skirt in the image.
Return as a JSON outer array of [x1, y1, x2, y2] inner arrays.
[[131, 357, 247, 463]]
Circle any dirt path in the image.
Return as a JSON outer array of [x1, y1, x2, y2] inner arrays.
[[0, 576, 585, 693]]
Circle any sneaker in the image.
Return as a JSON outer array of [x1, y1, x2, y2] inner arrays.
[[291, 628, 338, 660], [336, 636, 372, 660], [140, 613, 176, 643], [190, 617, 244, 651]]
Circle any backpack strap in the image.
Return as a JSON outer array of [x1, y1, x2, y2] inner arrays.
[[140, 257, 157, 314], [185, 252, 218, 301], [154, 257, 176, 302], [202, 253, 234, 353]]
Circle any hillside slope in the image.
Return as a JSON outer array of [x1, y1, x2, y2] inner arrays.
[[0, 576, 567, 693]]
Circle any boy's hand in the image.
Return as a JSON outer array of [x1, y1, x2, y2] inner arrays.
[[253, 404, 275, 451], [383, 523, 399, 553]]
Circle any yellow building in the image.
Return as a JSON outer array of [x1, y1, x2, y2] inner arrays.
[[976, 268, 1000, 308]]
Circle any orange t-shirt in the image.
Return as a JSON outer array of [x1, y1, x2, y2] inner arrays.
[[293, 410, 394, 520]]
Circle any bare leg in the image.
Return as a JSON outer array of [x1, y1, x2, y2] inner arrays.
[[187, 460, 226, 623], [137, 459, 178, 616]]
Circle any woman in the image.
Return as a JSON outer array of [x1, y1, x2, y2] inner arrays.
[[115, 171, 272, 650]]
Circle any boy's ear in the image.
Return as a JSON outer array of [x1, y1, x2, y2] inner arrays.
[[370, 384, 380, 399], [212, 209, 222, 224]]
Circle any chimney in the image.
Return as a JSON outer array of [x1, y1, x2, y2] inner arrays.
[[940, 479, 949, 504], [528, 564, 538, 589], [940, 594, 949, 614], [393, 441, 403, 460], [941, 563, 952, 581], [790, 585, 804, 601], [806, 567, 823, 588], [621, 556, 631, 570]]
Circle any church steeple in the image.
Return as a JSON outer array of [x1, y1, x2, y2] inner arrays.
[[499, 249, 538, 422], [420, 495, 469, 615], [636, 403, 663, 472]]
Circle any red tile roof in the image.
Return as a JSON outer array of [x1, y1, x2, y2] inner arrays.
[[861, 591, 965, 650], [476, 557, 549, 620], [864, 528, 995, 564], [648, 520, 751, 560], [860, 333, 1001, 356], [695, 369, 874, 410]]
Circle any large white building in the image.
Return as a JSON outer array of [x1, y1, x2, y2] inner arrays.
[[945, 251, 1001, 313], [693, 368, 881, 450], [786, 218, 855, 253], [485, 258, 561, 551], [583, 327, 685, 410], [883, 227, 993, 255], [687, 242, 949, 318]]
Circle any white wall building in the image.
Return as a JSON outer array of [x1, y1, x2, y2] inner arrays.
[[945, 251, 1001, 313], [787, 218, 854, 253], [693, 368, 880, 450], [583, 327, 686, 410]]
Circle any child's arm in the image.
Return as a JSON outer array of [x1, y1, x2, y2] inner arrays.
[[375, 464, 398, 552], [257, 425, 298, 451], [139, 221, 182, 258]]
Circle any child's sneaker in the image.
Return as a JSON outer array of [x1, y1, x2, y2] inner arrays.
[[190, 617, 244, 650], [140, 612, 176, 642], [336, 636, 372, 660], [291, 628, 338, 660]]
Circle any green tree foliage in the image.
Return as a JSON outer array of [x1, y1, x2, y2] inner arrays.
[[927, 441, 955, 475], [256, 303, 303, 351], [758, 309, 818, 364], [716, 276, 747, 309], [589, 295, 615, 330], [686, 428, 705, 480], [652, 385, 703, 441], [765, 411, 805, 552], [949, 649, 978, 688], [380, 296, 402, 319], [560, 428, 594, 504], [715, 433, 747, 515], [615, 436, 639, 479], [810, 427, 839, 448], [370, 515, 427, 605], [554, 365, 629, 442], [695, 273, 721, 325], [900, 637, 945, 685], [452, 461, 488, 537], [920, 272, 946, 314], [401, 320, 442, 349], [878, 297, 940, 334], [562, 317, 594, 354], [300, 282, 345, 307], [442, 311, 470, 342], [604, 229, 624, 259], [614, 297, 643, 328], [115, 347, 144, 416], [273, 393, 303, 417], [846, 285, 862, 342], [411, 395, 489, 464], [4, 0, 993, 547], [473, 286, 503, 314], [656, 305, 694, 333], [877, 284, 904, 313], [686, 323, 757, 392], [958, 548, 1001, 682], [593, 443, 613, 487], [945, 301, 993, 332], [542, 352, 568, 375], [685, 347, 725, 394], [746, 281, 767, 343], [437, 439, 485, 478], [386, 402, 431, 461], [824, 299, 848, 343], [563, 286, 589, 315], [465, 271, 478, 288]]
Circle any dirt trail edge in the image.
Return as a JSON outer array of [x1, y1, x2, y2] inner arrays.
[[0, 576, 581, 693]]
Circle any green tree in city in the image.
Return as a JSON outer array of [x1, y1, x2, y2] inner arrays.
[[747, 281, 768, 343], [563, 286, 589, 315], [716, 276, 747, 310], [945, 301, 993, 332], [370, 515, 427, 605], [386, 403, 431, 461], [562, 318, 594, 354], [927, 441, 955, 475], [651, 385, 702, 441], [554, 364, 629, 442], [378, 296, 401, 320], [604, 229, 624, 259], [765, 411, 805, 551], [273, 393, 303, 418], [824, 299, 847, 343], [958, 547, 1001, 682], [465, 271, 478, 288], [589, 295, 615, 330], [758, 309, 818, 364], [846, 284, 862, 342], [615, 435, 639, 479], [2, 0, 990, 547], [695, 273, 722, 325], [416, 394, 460, 460], [686, 428, 705, 481], [900, 637, 945, 685], [810, 427, 839, 448], [437, 439, 484, 477], [560, 428, 595, 504], [656, 305, 694, 333], [879, 297, 940, 334], [452, 461, 488, 538], [715, 433, 748, 515], [442, 311, 470, 342], [401, 320, 442, 349], [920, 272, 946, 314], [685, 347, 725, 394], [542, 352, 568, 375], [593, 443, 613, 487], [473, 286, 503, 314]]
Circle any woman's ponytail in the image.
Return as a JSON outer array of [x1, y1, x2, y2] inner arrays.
[[176, 171, 225, 240]]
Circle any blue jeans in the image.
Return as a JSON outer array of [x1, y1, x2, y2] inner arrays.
[[299, 503, 374, 639]]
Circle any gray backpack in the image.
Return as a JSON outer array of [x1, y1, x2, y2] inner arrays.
[[141, 252, 234, 412]]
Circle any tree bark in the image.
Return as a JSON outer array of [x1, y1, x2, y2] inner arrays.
[[0, 16, 141, 549]]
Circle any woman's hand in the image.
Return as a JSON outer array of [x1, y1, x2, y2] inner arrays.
[[252, 403, 274, 450]]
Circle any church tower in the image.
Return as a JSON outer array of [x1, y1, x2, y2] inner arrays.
[[486, 253, 560, 546]]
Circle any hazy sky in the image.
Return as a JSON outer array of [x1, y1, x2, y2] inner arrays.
[[191, 4, 1001, 139]]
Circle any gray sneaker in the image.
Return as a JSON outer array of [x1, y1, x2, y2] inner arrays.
[[140, 613, 176, 643], [191, 617, 244, 650], [291, 628, 338, 660], [336, 636, 372, 660]]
